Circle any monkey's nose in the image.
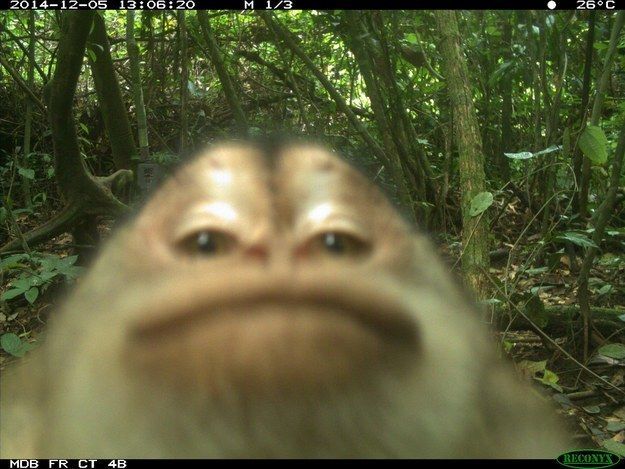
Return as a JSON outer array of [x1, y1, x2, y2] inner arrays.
[[243, 243, 270, 261]]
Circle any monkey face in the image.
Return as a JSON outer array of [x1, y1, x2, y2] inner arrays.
[[116, 143, 426, 397]]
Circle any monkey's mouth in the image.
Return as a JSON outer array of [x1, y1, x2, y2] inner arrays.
[[132, 297, 417, 347], [127, 279, 418, 393]]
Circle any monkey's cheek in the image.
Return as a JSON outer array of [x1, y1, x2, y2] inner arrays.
[[126, 306, 416, 399]]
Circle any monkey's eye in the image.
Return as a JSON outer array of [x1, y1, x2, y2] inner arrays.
[[179, 230, 236, 256], [311, 231, 370, 257]]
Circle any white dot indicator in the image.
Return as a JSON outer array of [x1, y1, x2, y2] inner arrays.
[[547, 0, 556, 8]]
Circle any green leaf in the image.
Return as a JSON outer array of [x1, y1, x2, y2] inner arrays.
[[594, 42, 609, 51], [504, 145, 561, 160], [469, 192, 493, 217], [0, 254, 30, 270], [404, 33, 418, 45], [39, 255, 58, 270], [0, 333, 21, 355], [541, 369, 559, 384], [41, 254, 77, 271], [538, 369, 563, 392], [562, 127, 571, 158], [518, 359, 546, 377], [479, 298, 502, 305], [582, 405, 601, 414], [504, 151, 534, 160], [554, 232, 599, 249], [525, 267, 549, 275], [25, 287, 39, 304], [597, 284, 614, 296], [86, 48, 97, 62], [530, 285, 554, 295], [33, 192, 47, 205], [38, 271, 58, 283], [534, 145, 562, 156], [606, 421, 625, 432], [487, 61, 513, 87], [579, 125, 608, 165], [598, 343, 625, 359], [485, 25, 501, 36], [1, 288, 27, 301], [12, 208, 32, 216], [13, 276, 37, 289], [60, 266, 85, 280], [58, 255, 79, 268], [602, 440, 625, 457], [18, 167, 35, 180], [42, 255, 84, 280], [0, 333, 35, 357]]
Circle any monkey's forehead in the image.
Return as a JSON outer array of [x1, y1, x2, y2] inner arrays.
[[184, 142, 353, 178], [171, 142, 380, 199], [141, 142, 410, 235]]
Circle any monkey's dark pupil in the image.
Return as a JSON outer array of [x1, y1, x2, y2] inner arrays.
[[323, 233, 345, 253], [197, 232, 217, 253]]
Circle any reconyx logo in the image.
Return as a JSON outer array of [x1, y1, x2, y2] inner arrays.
[[557, 449, 621, 469]]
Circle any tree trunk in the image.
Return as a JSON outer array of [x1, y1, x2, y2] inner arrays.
[[435, 11, 490, 299], [577, 11, 625, 360], [572, 12, 596, 215], [2, 11, 129, 254], [341, 11, 416, 213], [20, 10, 35, 210], [498, 13, 512, 181], [89, 12, 137, 171], [178, 11, 189, 152], [126, 10, 150, 161], [579, 12, 625, 220], [260, 12, 413, 217], [197, 10, 248, 134]]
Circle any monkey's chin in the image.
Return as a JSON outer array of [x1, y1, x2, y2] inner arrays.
[[127, 305, 417, 398]]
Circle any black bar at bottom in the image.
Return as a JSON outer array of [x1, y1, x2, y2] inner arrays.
[[0, 459, 566, 468]]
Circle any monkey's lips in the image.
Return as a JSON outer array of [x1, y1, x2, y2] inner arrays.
[[127, 283, 418, 394]]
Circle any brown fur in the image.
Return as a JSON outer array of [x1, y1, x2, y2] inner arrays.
[[0, 143, 569, 458]]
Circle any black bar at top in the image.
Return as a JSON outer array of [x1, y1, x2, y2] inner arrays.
[[1, 0, 623, 10]]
